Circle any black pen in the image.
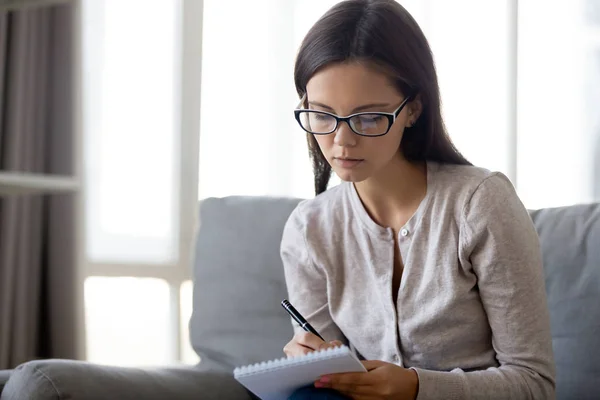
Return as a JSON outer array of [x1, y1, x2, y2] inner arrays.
[[281, 299, 325, 342]]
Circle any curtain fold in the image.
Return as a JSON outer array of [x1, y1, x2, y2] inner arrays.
[[0, 3, 77, 370]]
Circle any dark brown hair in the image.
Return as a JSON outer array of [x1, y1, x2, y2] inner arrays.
[[294, 0, 471, 195]]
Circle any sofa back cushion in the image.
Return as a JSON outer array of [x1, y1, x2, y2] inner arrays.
[[190, 196, 301, 372], [190, 195, 600, 400], [530, 203, 600, 399]]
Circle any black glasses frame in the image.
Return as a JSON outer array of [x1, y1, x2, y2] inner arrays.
[[293, 94, 413, 137]]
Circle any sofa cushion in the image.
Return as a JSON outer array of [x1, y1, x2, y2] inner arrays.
[[0, 370, 12, 395], [530, 203, 600, 399], [190, 196, 301, 372], [0, 359, 250, 400]]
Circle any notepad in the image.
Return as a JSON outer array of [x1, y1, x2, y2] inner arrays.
[[233, 345, 366, 400]]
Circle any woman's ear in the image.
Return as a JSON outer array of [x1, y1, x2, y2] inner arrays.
[[407, 94, 423, 127]]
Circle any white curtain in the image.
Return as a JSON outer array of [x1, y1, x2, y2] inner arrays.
[[199, 0, 600, 209]]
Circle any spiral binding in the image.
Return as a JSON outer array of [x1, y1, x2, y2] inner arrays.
[[233, 345, 351, 378]]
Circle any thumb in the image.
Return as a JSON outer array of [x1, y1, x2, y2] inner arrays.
[[361, 360, 388, 371]]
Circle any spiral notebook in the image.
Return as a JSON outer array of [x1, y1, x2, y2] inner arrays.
[[233, 345, 366, 400]]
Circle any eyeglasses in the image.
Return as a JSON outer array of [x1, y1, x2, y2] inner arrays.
[[294, 94, 412, 137]]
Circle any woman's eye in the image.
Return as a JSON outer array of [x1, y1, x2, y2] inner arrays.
[[314, 113, 332, 121]]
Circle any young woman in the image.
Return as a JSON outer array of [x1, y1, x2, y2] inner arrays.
[[280, 1, 555, 399]]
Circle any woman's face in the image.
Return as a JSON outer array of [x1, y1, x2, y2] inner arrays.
[[305, 62, 417, 183]]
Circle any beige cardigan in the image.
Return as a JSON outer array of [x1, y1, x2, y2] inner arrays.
[[281, 162, 555, 400]]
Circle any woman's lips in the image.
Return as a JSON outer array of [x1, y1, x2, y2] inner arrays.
[[333, 157, 364, 168]]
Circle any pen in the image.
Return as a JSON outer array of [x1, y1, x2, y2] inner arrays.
[[281, 299, 325, 342]]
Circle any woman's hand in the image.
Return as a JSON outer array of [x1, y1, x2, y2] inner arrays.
[[314, 360, 419, 400], [283, 331, 343, 357]]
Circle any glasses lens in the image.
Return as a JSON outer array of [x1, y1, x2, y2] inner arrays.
[[349, 114, 390, 135], [300, 111, 336, 134]]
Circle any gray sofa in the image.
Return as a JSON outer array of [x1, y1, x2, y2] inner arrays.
[[1, 196, 599, 399]]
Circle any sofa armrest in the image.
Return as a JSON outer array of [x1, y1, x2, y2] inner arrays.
[[0, 359, 253, 400], [0, 370, 12, 395]]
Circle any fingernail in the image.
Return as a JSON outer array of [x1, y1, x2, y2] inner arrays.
[[319, 376, 330, 383]]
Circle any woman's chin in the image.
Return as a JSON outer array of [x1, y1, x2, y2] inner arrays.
[[333, 168, 370, 183]]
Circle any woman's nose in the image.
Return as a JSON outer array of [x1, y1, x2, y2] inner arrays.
[[333, 121, 357, 147]]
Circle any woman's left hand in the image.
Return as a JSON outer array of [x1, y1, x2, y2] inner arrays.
[[314, 360, 419, 400]]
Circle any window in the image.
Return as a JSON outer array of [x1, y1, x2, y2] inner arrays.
[[517, 0, 600, 208], [198, 0, 515, 200], [407, 0, 600, 208], [198, 0, 342, 200], [80, 0, 599, 367], [81, 0, 201, 366], [200, 0, 600, 208]]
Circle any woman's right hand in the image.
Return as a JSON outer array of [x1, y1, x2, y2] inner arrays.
[[283, 331, 344, 357]]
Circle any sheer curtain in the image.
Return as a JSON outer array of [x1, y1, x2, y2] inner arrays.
[[199, 0, 600, 209]]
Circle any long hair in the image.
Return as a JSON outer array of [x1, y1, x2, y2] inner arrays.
[[294, 0, 471, 195]]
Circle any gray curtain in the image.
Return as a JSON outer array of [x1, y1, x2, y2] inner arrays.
[[0, 3, 78, 369]]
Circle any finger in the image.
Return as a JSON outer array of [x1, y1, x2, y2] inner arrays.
[[325, 372, 372, 386], [316, 371, 372, 392], [360, 360, 388, 371], [325, 383, 374, 397], [295, 331, 325, 350], [283, 342, 314, 357], [317, 340, 343, 351]]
